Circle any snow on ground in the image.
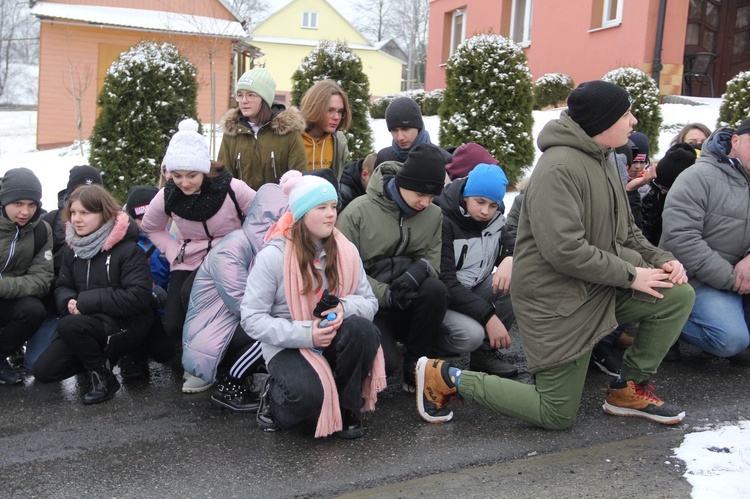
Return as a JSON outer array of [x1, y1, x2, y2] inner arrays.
[[0, 101, 747, 497]]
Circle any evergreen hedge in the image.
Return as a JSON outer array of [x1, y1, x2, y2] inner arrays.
[[718, 70, 750, 129], [534, 73, 574, 110]]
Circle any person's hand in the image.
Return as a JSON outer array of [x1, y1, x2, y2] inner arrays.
[[492, 257, 513, 295], [152, 285, 168, 308], [67, 299, 80, 315], [312, 318, 337, 348], [661, 260, 689, 285], [733, 254, 750, 294], [389, 259, 431, 293], [388, 286, 419, 310], [485, 315, 511, 349], [632, 267, 673, 299], [319, 303, 344, 330], [626, 167, 655, 191]]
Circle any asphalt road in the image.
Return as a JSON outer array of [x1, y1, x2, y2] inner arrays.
[[2, 328, 749, 498]]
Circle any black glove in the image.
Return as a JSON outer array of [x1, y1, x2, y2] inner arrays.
[[152, 285, 168, 309], [389, 259, 432, 294], [313, 289, 340, 318], [387, 286, 419, 311]]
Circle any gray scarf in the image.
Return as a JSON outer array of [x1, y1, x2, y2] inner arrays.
[[66, 218, 116, 260]]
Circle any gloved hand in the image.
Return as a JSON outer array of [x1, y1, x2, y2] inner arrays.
[[387, 286, 419, 311], [152, 285, 168, 309], [313, 289, 340, 318], [389, 259, 432, 294]]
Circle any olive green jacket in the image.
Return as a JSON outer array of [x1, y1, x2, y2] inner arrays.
[[0, 215, 53, 300]]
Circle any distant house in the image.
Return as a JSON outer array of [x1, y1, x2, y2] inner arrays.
[[426, 0, 750, 98], [249, 0, 406, 104], [31, 0, 259, 150]]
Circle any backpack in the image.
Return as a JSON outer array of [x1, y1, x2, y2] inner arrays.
[[32, 221, 47, 255]]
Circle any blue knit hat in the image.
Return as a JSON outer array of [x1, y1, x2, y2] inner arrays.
[[280, 170, 338, 221], [463, 164, 508, 204]]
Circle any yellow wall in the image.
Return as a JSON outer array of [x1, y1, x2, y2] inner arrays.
[[251, 0, 403, 102], [253, 0, 369, 44]]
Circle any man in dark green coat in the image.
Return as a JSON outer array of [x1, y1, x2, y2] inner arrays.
[[416, 81, 695, 428]]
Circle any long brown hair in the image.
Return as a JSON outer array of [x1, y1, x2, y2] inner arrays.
[[62, 184, 121, 224], [290, 217, 340, 295], [300, 79, 352, 132]]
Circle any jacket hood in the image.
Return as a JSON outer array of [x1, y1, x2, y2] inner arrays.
[[100, 212, 139, 251], [537, 111, 611, 162], [702, 127, 734, 164], [221, 105, 306, 137], [242, 183, 289, 253], [365, 162, 401, 211]]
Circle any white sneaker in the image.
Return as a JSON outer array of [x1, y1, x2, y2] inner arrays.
[[182, 373, 213, 394]]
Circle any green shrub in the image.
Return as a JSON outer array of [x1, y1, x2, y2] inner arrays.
[[420, 88, 444, 116], [534, 73, 573, 110], [602, 67, 662, 155], [290, 40, 373, 160], [439, 34, 534, 185], [370, 94, 396, 119], [718, 70, 750, 129], [89, 41, 198, 201]]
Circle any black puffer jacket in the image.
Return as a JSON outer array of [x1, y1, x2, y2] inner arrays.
[[339, 159, 366, 211], [640, 182, 667, 246], [55, 213, 153, 359], [435, 178, 514, 325]]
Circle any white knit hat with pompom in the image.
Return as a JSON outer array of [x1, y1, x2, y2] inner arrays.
[[163, 118, 211, 174], [280, 170, 337, 221]]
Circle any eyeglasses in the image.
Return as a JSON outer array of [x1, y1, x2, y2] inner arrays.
[[235, 91, 260, 102], [327, 109, 345, 118]]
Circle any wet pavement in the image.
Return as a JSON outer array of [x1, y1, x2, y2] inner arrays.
[[2, 327, 749, 498]]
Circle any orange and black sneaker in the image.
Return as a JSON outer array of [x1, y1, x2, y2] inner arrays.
[[416, 357, 459, 423], [603, 380, 685, 425]]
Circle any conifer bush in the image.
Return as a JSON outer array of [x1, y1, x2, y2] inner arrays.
[[291, 40, 373, 160], [534, 73, 574, 110], [370, 94, 396, 120], [419, 89, 444, 116], [602, 67, 662, 155], [718, 71, 750, 129], [439, 34, 534, 185], [89, 41, 198, 201]]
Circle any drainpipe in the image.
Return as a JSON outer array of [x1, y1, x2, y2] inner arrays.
[[652, 0, 668, 84]]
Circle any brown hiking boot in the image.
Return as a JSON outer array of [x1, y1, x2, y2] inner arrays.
[[416, 357, 458, 423], [603, 380, 685, 424]]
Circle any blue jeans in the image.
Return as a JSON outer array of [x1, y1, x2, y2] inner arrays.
[[680, 285, 750, 357]]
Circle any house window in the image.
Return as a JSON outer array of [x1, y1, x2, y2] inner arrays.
[[601, 0, 622, 28], [302, 11, 318, 29], [450, 9, 466, 56], [510, 0, 533, 45]]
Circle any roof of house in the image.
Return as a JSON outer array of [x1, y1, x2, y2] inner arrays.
[[30, 1, 249, 39]]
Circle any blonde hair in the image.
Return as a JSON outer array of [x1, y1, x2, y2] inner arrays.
[[300, 79, 352, 132]]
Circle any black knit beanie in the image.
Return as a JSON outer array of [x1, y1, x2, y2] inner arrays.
[[567, 81, 632, 137], [736, 117, 750, 135], [385, 97, 424, 131], [125, 185, 159, 218], [67, 164, 103, 194], [395, 143, 447, 195], [656, 143, 697, 188], [0, 167, 42, 206]]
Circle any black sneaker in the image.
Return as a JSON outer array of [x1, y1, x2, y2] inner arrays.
[[663, 341, 682, 362], [82, 365, 120, 405], [211, 373, 260, 414], [728, 346, 750, 365], [469, 348, 518, 378], [118, 355, 149, 380], [8, 347, 25, 370], [336, 409, 364, 439], [590, 343, 623, 377], [256, 376, 279, 432], [0, 358, 23, 385]]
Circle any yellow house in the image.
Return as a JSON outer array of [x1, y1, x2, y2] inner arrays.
[[250, 0, 405, 104]]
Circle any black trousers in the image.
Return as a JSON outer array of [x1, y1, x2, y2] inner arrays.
[[375, 276, 449, 374], [266, 316, 381, 431], [33, 314, 110, 382], [0, 296, 46, 357], [164, 270, 196, 342], [221, 324, 263, 380]]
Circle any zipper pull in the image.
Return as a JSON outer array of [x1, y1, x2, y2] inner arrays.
[[178, 238, 191, 264], [271, 151, 277, 179]]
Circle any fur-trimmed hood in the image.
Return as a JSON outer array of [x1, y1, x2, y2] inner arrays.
[[221, 105, 306, 137]]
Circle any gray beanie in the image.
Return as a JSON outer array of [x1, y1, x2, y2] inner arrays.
[[0, 167, 42, 207], [385, 97, 424, 131]]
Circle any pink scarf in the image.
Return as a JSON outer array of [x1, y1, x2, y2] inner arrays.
[[266, 212, 386, 438]]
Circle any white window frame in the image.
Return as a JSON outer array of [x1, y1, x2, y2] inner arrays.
[[449, 9, 466, 57], [602, 0, 623, 28], [301, 11, 318, 29], [510, 0, 533, 47]]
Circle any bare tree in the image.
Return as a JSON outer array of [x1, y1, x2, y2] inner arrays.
[[65, 61, 93, 157], [390, 0, 429, 90], [351, 0, 395, 43], [0, 0, 39, 99], [229, 0, 272, 29]]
